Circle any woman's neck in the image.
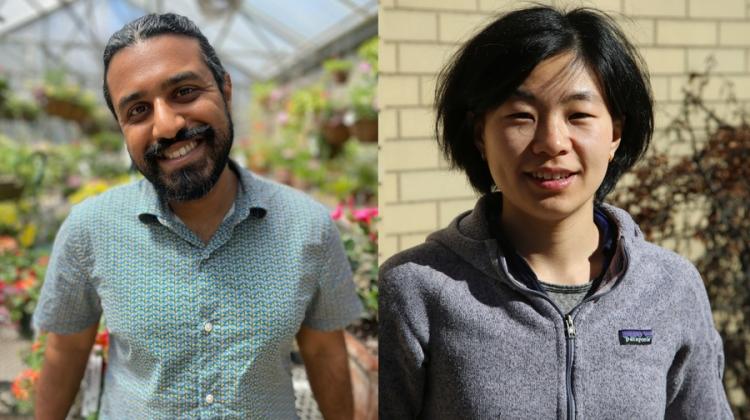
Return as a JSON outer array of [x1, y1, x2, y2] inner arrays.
[[500, 199, 604, 286]]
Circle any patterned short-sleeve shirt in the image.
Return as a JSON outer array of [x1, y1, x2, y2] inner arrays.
[[33, 162, 363, 419]]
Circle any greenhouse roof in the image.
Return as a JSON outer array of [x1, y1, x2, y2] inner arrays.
[[0, 0, 377, 90]]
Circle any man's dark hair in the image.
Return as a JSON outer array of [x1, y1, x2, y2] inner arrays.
[[435, 6, 653, 202], [102, 13, 227, 119]]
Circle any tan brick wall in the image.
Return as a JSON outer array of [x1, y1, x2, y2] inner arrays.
[[379, 0, 750, 261]]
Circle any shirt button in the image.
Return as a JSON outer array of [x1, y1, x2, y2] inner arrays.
[[205, 394, 214, 404], [203, 322, 213, 333]]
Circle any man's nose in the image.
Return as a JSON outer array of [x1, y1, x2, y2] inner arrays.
[[531, 116, 571, 157], [151, 98, 186, 140]]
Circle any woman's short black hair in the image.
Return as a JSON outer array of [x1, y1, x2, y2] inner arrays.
[[435, 6, 653, 202]]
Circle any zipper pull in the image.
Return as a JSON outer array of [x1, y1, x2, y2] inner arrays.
[[565, 314, 576, 338]]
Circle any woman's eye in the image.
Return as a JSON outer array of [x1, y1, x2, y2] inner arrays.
[[508, 112, 534, 121], [570, 112, 593, 120]]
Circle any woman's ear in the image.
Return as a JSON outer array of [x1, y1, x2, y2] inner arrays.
[[610, 117, 623, 159], [472, 113, 487, 161]]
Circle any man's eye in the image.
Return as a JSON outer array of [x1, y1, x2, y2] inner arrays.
[[570, 112, 593, 120], [176, 87, 196, 97], [128, 104, 148, 118]]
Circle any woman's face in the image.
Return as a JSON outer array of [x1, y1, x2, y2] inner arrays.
[[478, 52, 621, 223]]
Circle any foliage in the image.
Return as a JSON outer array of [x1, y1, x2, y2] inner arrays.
[[1, 96, 41, 121], [240, 138, 376, 203], [0, 136, 45, 189], [90, 131, 123, 153], [323, 58, 353, 74], [357, 37, 378, 73], [331, 202, 378, 322], [7, 326, 109, 416], [0, 243, 49, 334], [610, 71, 750, 417]]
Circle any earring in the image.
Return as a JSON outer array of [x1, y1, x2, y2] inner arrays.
[[491, 184, 500, 193]]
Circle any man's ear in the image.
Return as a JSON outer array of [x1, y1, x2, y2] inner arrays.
[[222, 73, 232, 107]]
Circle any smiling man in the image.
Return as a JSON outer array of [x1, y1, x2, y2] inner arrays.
[[33, 13, 362, 420]]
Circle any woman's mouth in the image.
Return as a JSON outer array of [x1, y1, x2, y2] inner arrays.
[[526, 170, 577, 191]]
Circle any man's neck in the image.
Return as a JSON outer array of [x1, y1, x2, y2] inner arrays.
[[169, 165, 238, 244], [500, 200, 603, 286]]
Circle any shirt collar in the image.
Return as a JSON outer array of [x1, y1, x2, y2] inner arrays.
[[135, 159, 269, 224]]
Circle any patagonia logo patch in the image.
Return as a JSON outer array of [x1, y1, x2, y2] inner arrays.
[[619, 329, 653, 345]]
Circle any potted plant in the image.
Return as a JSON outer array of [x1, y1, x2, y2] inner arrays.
[[36, 71, 97, 124], [2, 96, 41, 121], [349, 81, 378, 143], [323, 58, 353, 84], [251, 81, 279, 112]]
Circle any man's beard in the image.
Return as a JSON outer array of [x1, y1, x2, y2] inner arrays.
[[134, 115, 234, 202]]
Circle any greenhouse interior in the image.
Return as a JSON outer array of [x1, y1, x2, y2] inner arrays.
[[0, 0, 378, 418]]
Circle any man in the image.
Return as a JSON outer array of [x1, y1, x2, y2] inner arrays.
[[33, 13, 362, 419]]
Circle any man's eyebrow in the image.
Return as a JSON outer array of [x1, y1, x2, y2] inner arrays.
[[117, 91, 143, 116], [162, 71, 202, 89], [116, 71, 203, 115]]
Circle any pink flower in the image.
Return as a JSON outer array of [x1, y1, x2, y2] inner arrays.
[[358, 61, 372, 73], [352, 207, 378, 224], [330, 204, 344, 220], [276, 111, 289, 125]]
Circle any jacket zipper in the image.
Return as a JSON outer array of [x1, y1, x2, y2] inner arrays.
[[564, 314, 577, 420], [492, 237, 630, 420]]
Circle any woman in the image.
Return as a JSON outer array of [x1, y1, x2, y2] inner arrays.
[[379, 6, 731, 419]]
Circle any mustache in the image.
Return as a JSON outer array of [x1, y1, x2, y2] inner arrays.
[[144, 125, 214, 160]]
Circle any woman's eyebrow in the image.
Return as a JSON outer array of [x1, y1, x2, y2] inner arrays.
[[509, 89, 602, 104]]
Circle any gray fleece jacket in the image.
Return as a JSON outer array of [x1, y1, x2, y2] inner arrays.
[[379, 194, 732, 419]]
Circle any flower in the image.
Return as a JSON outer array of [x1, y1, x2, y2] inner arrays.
[[95, 329, 109, 348], [276, 111, 289, 125], [14, 270, 36, 291], [352, 207, 378, 224], [18, 223, 37, 248], [358, 61, 372, 73], [331, 204, 344, 220], [36, 254, 50, 266], [10, 368, 39, 401], [0, 235, 18, 253], [0, 203, 19, 228], [11, 377, 28, 400]]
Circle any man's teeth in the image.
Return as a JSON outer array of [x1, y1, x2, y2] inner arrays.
[[164, 141, 197, 159], [531, 172, 571, 180]]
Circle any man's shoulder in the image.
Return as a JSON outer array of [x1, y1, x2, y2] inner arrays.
[[243, 169, 331, 224], [68, 178, 147, 223]]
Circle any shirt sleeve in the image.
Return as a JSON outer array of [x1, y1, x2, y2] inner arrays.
[[33, 207, 102, 334], [302, 217, 363, 330], [664, 268, 733, 419]]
